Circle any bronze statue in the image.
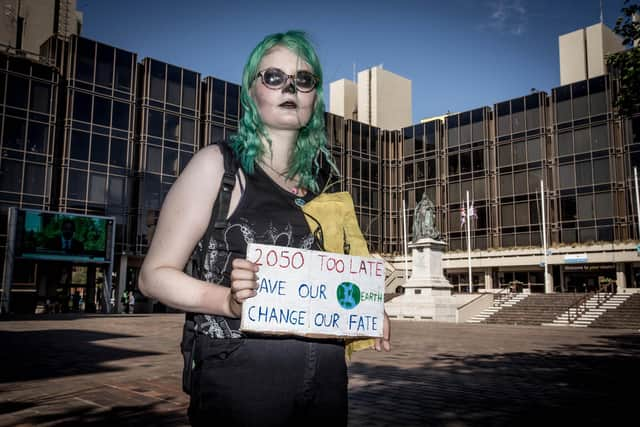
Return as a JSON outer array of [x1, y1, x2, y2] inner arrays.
[[412, 192, 440, 241]]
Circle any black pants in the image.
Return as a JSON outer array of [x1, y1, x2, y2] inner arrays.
[[188, 337, 347, 427]]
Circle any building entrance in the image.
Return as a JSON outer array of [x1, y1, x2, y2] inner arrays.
[[563, 267, 615, 293]]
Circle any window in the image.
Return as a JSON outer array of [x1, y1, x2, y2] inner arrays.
[[511, 98, 525, 133], [3, 117, 26, 150], [30, 82, 51, 113], [448, 154, 458, 175], [88, 173, 107, 203], [560, 197, 577, 221], [559, 164, 575, 188], [67, 170, 87, 199], [93, 96, 111, 126], [167, 65, 181, 105], [76, 38, 95, 83], [589, 76, 607, 116], [108, 175, 125, 205], [501, 204, 514, 226], [525, 94, 540, 129], [183, 70, 197, 109], [499, 174, 513, 196], [0, 160, 22, 191], [70, 130, 90, 160], [574, 128, 589, 153], [592, 158, 610, 184], [527, 137, 542, 162], [557, 131, 573, 157], [148, 110, 163, 137], [23, 163, 45, 194], [473, 149, 484, 171], [181, 118, 195, 144], [497, 102, 510, 135], [96, 44, 114, 87], [528, 169, 542, 193], [515, 202, 528, 225], [575, 161, 592, 187], [498, 144, 511, 167], [150, 60, 165, 101], [115, 50, 133, 91], [447, 115, 458, 147], [460, 151, 471, 173], [112, 101, 130, 130], [595, 192, 613, 217], [27, 122, 48, 153], [91, 134, 109, 164], [572, 81, 588, 119], [164, 114, 180, 141], [472, 108, 484, 141], [555, 85, 571, 123], [6, 75, 28, 109], [513, 141, 526, 163], [227, 84, 239, 118], [74, 92, 92, 123], [147, 146, 162, 173], [459, 112, 471, 144], [577, 194, 594, 219], [591, 125, 608, 150], [110, 137, 127, 167], [514, 171, 527, 194], [213, 79, 226, 115]]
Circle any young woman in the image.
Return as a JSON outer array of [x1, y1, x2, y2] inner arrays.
[[139, 30, 390, 426]]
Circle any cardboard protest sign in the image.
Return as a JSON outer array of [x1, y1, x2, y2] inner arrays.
[[240, 243, 385, 339]]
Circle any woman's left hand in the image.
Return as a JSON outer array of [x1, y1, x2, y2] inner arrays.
[[374, 311, 391, 352]]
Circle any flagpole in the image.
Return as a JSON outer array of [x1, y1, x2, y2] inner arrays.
[[541, 180, 550, 293], [635, 167, 640, 239], [466, 190, 472, 293], [402, 199, 409, 282]]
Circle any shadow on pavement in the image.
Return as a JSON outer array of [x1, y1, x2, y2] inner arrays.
[[5, 401, 188, 426], [0, 329, 162, 383], [349, 333, 640, 427]]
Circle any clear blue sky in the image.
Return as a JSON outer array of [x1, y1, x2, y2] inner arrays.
[[79, 0, 627, 122]]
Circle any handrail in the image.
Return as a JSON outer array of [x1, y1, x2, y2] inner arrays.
[[566, 280, 616, 324]]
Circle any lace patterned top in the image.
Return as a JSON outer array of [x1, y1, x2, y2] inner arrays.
[[190, 163, 320, 339]]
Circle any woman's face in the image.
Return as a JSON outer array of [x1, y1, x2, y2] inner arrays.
[[251, 45, 316, 133]]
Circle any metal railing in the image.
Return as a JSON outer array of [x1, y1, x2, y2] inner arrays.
[[566, 281, 616, 324]]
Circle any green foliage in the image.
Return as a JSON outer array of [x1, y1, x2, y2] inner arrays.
[[607, 1, 640, 117]]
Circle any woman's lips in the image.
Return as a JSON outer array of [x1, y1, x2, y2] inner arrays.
[[279, 101, 297, 109]]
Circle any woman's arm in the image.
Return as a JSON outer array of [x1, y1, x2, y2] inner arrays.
[[138, 144, 257, 317]]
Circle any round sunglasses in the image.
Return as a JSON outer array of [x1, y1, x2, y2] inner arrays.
[[255, 67, 319, 93]]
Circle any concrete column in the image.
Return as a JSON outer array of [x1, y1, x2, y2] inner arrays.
[[85, 265, 96, 313], [115, 255, 128, 313], [484, 268, 493, 291], [545, 269, 554, 293], [616, 263, 627, 293], [559, 265, 566, 293]]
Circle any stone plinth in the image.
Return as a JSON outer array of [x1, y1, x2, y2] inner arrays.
[[385, 238, 457, 322]]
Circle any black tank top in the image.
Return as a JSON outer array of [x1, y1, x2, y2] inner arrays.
[[191, 160, 321, 339]]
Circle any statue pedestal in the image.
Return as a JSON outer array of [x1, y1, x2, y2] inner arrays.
[[385, 238, 457, 322]]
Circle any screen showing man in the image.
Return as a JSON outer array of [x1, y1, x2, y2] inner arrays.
[[46, 219, 84, 254]]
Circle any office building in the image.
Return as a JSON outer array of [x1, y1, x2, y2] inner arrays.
[[1, 20, 639, 314], [330, 65, 412, 130], [559, 22, 624, 86]]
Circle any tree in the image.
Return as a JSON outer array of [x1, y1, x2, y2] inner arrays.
[[607, 0, 640, 118]]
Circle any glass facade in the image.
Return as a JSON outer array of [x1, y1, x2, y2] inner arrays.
[[135, 58, 200, 254], [60, 37, 137, 255]]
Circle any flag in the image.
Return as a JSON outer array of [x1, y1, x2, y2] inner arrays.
[[468, 204, 477, 220], [460, 207, 466, 227]]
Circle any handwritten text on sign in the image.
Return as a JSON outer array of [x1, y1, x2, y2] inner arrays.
[[240, 243, 385, 338]]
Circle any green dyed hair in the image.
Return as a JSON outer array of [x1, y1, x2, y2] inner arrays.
[[229, 30, 337, 193]]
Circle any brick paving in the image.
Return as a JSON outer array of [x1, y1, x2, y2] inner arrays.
[[0, 314, 639, 426]]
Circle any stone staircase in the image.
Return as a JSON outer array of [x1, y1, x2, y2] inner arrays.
[[589, 293, 640, 329], [546, 293, 631, 328], [479, 294, 584, 326], [466, 293, 529, 323]]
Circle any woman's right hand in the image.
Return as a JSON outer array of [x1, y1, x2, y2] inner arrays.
[[228, 258, 260, 318]]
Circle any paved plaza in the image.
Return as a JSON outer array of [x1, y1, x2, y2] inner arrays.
[[0, 314, 638, 426]]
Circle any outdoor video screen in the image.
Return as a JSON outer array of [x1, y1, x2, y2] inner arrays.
[[15, 209, 115, 263]]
